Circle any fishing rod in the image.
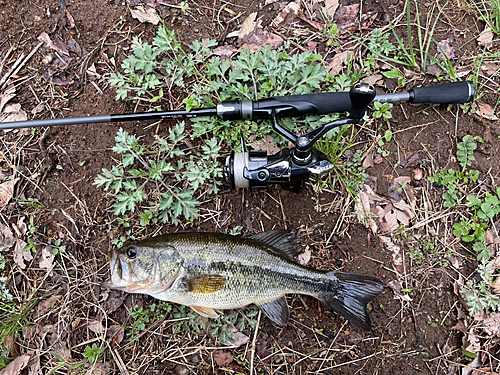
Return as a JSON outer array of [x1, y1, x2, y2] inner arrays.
[[0, 80, 475, 191]]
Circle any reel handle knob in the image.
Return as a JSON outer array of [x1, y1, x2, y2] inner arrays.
[[349, 83, 376, 120]]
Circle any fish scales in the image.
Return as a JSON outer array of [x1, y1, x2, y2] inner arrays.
[[102, 231, 384, 330], [160, 233, 329, 309]]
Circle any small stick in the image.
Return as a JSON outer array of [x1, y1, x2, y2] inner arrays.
[[249, 310, 262, 375], [0, 46, 14, 77], [0, 52, 25, 89], [0, 42, 43, 91], [106, 341, 130, 375]]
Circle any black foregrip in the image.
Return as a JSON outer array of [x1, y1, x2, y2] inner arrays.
[[409, 81, 475, 104], [269, 92, 352, 115]]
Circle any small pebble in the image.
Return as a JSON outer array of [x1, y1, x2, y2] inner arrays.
[[42, 54, 53, 65], [175, 365, 189, 375], [413, 168, 423, 180]]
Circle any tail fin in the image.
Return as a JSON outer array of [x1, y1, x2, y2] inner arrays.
[[321, 272, 383, 330]]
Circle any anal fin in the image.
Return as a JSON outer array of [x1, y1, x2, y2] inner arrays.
[[256, 296, 289, 326]]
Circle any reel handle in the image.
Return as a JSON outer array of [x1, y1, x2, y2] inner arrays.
[[409, 81, 475, 104]]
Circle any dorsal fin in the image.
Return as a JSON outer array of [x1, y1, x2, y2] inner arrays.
[[249, 230, 300, 260]]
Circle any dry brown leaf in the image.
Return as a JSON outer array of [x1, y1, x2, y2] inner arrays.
[[379, 235, 403, 273], [0, 355, 30, 375], [393, 200, 415, 220], [28, 351, 41, 375], [480, 62, 500, 77], [383, 206, 399, 231], [389, 176, 411, 201], [437, 37, 457, 60], [16, 217, 27, 236], [274, 1, 301, 26], [297, 246, 311, 265], [354, 185, 378, 234], [0, 223, 15, 249], [211, 45, 237, 60], [478, 26, 494, 49], [326, 50, 349, 76], [37, 32, 55, 50], [103, 291, 126, 314], [485, 228, 500, 245], [31, 103, 45, 116], [34, 295, 62, 319], [387, 279, 412, 301], [476, 101, 499, 120], [37, 33, 69, 56], [1, 104, 27, 124], [106, 325, 125, 346], [87, 320, 105, 335], [0, 177, 18, 208], [86, 63, 101, 81], [362, 74, 383, 86], [402, 153, 421, 168], [239, 29, 283, 53], [230, 12, 259, 42], [65, 10, 76, 28], [39, 246, 54, 276], [324, 0, 339, 18], [297, 12, 324, 30], [492, 277, 500, 294], [362, 152, 374, 169], [403, 68, 420, 79], [213, 350, 233, 366], [0, 84, 16, 113], [478, 312, 500, 335], [335, 5, 377, 36], [130, 6, 160, 25], [3, 335, 19, 357], [13, 239, 30, 270], [221, 331, 250, 347], [395, 208, 411, 226]]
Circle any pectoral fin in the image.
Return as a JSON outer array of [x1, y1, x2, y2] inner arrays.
[[190, 305, 220, 318], [186, 275, 227, 294], [256, 296, 289, 326]]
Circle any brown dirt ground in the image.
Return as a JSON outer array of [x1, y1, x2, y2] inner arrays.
[[0, 0, 499, 374]]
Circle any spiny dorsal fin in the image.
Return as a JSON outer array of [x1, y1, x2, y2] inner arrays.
[[186, 275, 227, 294], [249, 230, 299, 260], [256, 296, 289, 326]]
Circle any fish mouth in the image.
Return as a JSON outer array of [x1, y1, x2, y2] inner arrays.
[[101, 251, 132, 290]]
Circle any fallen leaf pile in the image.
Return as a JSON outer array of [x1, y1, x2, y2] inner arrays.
[[355, 176, 416, 235], [0, 85, 27, 124]]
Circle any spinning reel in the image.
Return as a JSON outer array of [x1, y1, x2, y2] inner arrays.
[[225, 83, 376, 191]]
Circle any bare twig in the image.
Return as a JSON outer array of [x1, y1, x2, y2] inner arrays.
[[249, 310, 262, 375], [0, 42, 42, 90]]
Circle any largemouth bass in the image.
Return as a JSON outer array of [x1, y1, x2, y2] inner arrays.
[[101, 231, 383, 330]]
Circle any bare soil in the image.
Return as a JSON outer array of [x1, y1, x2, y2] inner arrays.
[[1, 0, 499, 374]]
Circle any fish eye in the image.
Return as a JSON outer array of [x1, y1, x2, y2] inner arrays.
[[126, 246, 138, 259]]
